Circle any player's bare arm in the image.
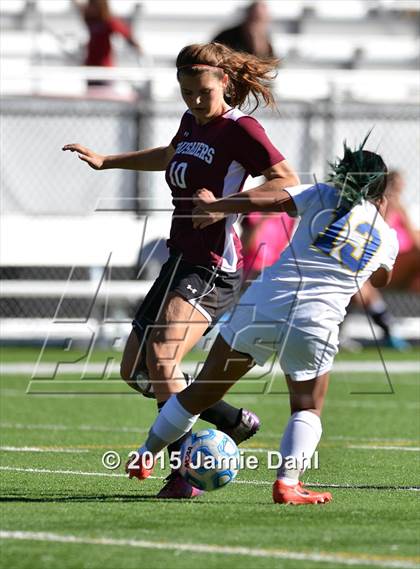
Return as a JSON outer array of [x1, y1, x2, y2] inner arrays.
[[262, 159, 300, 188], [62, 144, 175, 171], [370, 267, 393, 288], [192, 160, 299, 228]]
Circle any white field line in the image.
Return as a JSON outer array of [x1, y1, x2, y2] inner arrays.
[[0, 422, 149, 434], [0, 386, 420, 409], [0, 444, 418, 455], [1, 361, 419, 376], [0, 444, 266, 454], [0, 466, 419, 493], [2, 390, 419, 409], [0, 466, 128, 478], [326, 400, 420, 410], [1, 530, 419, 569], [348, 445, 420, 452], [327, 435, 420, 443], [0, 446, 89, 453], [1, 387, 419, 410], [241, 446, 420, 453], [1, 422, 419, 447]]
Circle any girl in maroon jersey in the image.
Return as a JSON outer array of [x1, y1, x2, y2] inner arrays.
[[73, 0, 142, 86], [63, 42, 299, 498]]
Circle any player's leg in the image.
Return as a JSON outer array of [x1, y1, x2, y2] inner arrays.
[[121, 254, 258, 437], [122, 321, 257, 439], [273, 372, 332, 505], [120, 298, 258, 441], [131, 299, 275, 468], [127, 333, 254, 473], [126, 283, 265, 483], [177, 334, 255, 413], [146, 292, 209, 401], [353, 281, 409, 350], [120, 254, 177, 396], [144, 295, 259, 497], [120, 328, 149, 394], [145, 300, 212, 499]]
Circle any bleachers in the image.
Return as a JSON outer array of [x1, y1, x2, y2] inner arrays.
[[1, 0, 418, 71], [1, 0, 419, 345], [0, 213, 167, 342]]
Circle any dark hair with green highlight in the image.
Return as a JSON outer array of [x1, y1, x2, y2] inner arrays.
[[327, 132, 388, 208]]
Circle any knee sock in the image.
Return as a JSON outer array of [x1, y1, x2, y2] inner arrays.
[[142, 395, 198, 455], [157, 401, 191, 472], [278, 410, 322, 485]]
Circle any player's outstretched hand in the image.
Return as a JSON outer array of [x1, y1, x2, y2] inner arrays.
[[62, 143, 105, 170]]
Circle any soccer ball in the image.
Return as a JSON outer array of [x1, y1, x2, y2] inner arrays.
[[179, 429, 240, 491]]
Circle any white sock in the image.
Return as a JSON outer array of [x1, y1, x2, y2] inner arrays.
[[278, 410, 322, 484], [369, 298, 387, 314], [143, 395, 199, 455]]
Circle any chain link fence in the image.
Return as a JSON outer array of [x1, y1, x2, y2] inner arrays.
[[1, 97, 139, 215], [1, 95, 419, 329]]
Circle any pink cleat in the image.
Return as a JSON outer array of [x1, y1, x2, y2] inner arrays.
[[157, 472, 204, 499], [220, 408, 261, 445]]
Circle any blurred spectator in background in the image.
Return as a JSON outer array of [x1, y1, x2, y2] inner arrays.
[[73, 0, 142, 86], [241, 212, 295, 284], [341, 170, 418, 351], [348, 281, 410, 350], [212, 1, 275, 58], [385, 170, 420, 292]]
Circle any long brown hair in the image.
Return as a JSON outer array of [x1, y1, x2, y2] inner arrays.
[[176, 42, 279, 112], [86, 0, 111, 22]]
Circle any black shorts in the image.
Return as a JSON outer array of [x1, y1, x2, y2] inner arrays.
[[133, 252, 242, 339]]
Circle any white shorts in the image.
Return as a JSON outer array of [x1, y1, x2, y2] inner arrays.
[[220, 306, 339, 382]]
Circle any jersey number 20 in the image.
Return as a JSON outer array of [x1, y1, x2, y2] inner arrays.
[[314, 208, 381, 273]]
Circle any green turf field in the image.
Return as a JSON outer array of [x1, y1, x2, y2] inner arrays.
[[1, 347, 419, 569]]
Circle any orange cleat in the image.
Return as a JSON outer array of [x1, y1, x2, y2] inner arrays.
[[273, 480, 332, 505], [125, 452, 155, 481]]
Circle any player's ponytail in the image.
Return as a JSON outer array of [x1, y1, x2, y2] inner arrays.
[[327, 132, 388, 208], [176, 42, 279, 112]]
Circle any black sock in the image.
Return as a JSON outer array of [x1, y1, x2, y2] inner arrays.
[[200, 401, 242, 430], [369, 308, 391, 338], [157, 397, 241, 429], [183, 373, 242, 428]]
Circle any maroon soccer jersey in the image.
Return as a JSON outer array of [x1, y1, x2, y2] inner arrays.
[[165, 108, 285, 272]]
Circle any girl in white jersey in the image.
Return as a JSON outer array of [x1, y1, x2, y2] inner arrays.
[[128, 137, 399, 505], [63, 42, 298, 498]]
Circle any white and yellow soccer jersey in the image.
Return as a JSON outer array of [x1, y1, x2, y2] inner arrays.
[[220, 183, 399, 379], [246, 182, 398, 330]]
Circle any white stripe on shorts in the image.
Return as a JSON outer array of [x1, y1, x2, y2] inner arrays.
[[187, 284, 216, 323]]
